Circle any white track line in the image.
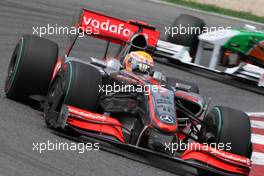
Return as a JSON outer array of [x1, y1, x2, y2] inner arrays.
[[251, 120, 264, 130], [247, 112, 264, 117], [252, 152, 264, 165], [252, 134, 264, 145]]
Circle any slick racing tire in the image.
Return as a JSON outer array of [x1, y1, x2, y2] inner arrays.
[[167, 14, 205, 59], [44, 61, 102, 129], [167, 77, 199, 94], [62, 61, 102, 110], [5, 35, 58, 101], [199, 106, 252, 158]]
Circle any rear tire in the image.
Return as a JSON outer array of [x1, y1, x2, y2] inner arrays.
[[5, 35, 58, 101], [199, 106, 252, 157], [167, 14, 205, 58]]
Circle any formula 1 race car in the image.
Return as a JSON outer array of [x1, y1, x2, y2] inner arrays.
[[163, 14, 264, 92], [4, 9, 252, 176]]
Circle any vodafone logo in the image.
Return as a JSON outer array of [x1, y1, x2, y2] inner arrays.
[[83, 16, 131, 37], [68, 107, 106, 121], [210, 148, 251, 166]]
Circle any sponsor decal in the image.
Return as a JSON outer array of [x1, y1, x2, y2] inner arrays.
[[209, 147, 251, 166], [83, 16, 131, 37], [68, 107, 106, 121], [160, 114, 175, 124]]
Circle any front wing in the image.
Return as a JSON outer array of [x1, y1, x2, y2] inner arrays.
[[52, 105, 251, 176]]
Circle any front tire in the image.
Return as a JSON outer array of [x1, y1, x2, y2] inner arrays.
[[44, 61, 103, 130], [199, 106, 252, 157]]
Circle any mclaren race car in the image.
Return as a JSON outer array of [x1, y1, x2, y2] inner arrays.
[[163, 14, 264, 92], [4, 8, 252, 176]]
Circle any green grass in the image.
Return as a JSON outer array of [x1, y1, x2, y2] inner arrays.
[[166, 0, 264, 23]]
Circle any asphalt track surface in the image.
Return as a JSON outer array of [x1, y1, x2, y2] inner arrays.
[[0, 0, 264, 176]]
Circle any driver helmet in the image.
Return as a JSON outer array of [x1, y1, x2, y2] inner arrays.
[[123, 51, 154, 73]]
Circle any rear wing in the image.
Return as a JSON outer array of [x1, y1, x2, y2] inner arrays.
[[65, 8, 160, 56]]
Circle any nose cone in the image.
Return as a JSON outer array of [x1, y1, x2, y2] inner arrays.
[[153, 119, 178, 133], [148, 85, 178, 133]]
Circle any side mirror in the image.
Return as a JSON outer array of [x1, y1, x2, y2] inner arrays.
[[106, 58, 121, 71], [90, 57, 107, 68], [153, 71, 167, 83]]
